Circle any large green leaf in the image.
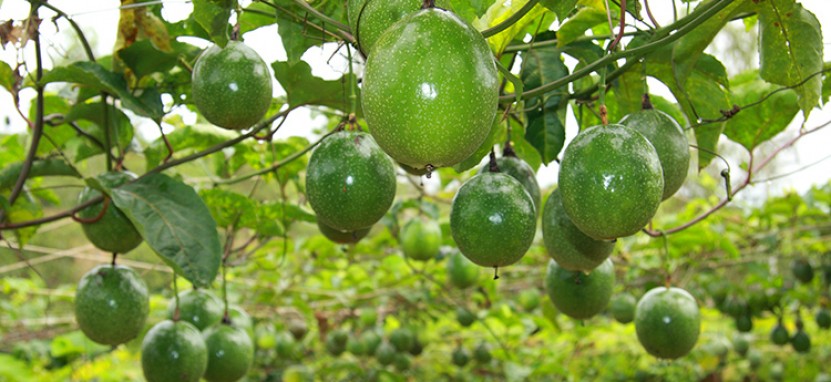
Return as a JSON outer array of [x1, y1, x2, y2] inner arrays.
[[0, 158, 81, 190], [40, 62, 163, 120], [116, 40, 179, 80], [199, 188, 259, 230], [107, 173, 222, 288], [723, 72, 799, 151], [540, 0, 579, 20], [757, 0, 823, 117], [192, 0, 232, 47], [556, 7, 608, 48], [272, 60, 360, 114], [473, 0, 550, 55], [522, 45, 568, 164]]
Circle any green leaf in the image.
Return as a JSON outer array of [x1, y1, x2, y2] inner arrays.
[[272, 60, 360, 113], [540, 0, 579, 20], [522, 45, 569, 164], [473, 0, 549, 55], [40, 61, 163, 120], [823, 62, 831, 104], [0, 60, 14, 94], [239, 2, 276, 35], [757, 0, 823, 117], [116, 40, 178, 79], [556, 7, 608, 48], [31, 96, 72, 155], [144, 124, 238, 169], [1, 196, 42, 246], [0, 158, 81, 190], [63, 102, 134, 162], [192, 0, 232, 47], [723, 72, 799, 151], [108, 173, 222, 288], [199, 188, 258, 230]]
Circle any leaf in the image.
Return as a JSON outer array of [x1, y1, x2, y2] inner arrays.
[[144, 123, 238, 169], [473, 0, 549, 56], [0, 158, 81, 190], [239, 2, 277, 35], [556, 7, 608, 48], [522, 45, 569, 164], [116, 40, 178, 79], [108, 173, 222, 288], [31, 96, 72, 155], [40, 61, 163, 120], [192, 0, 232, 47], [823, 62, 831, 104], [0, 60, 14, 93], [272, 60, 360, 114], [63, 102, 134, 162], [758, 0, 823, 118], [540, 0, 579, 20], [723, 72, 799, 151], [1, 196, 42, 246], [199, 188, 258, 229]]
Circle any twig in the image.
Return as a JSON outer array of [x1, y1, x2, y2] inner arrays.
[[643, 0, 661, 28], [481, 0, 540, 38], [608, 0, 626, 52]]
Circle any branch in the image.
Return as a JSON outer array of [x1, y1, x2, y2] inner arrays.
[[499, 0, 732, 102], [34, 0, 96, 62], [481, 0, 540, 38], [643, 120, 831, 237], [289, 0, 350, 33]]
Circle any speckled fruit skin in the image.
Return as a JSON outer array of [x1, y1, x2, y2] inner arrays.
[[791, 330, 811, 353], [610, 292, 637, 324], [446, 251, 479, 289], [306, 131, 396, 232], [77, 171, 142, 254], [167, 289, 223, 331], [141, 320, 208, 382], [74, 264, 149, 346], [480, 156, 541, 213], [317, 221, 371, 244], [634, 287, 700, 359], [362, 8, 498, 170], [203, 324, 254, 382], [770, 324, 790, 345], [620, 109, 690, 200], [559, 124, 664, 240], [450, 173, 536, 268], [542, 189, 615, 271], [400, 218, 442, 261], [191, 41, 272, 130], [347, 0, 450, 55], [544, 258, 615, 319]]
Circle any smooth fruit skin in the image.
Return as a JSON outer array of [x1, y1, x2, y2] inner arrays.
[[362, 8, 498, 170], [346, 0, 449, 55], [542, 189, 615, 271], [191, 41, 272, 130], [74, 264, 149, 346], [620, 109, 690, 200], [610, 292, 637, 324], [141, 320, 208, 382], [450, 173, 536, 268], [634, 287, 700, 359], [446, 251, 479, 289], [544, 258, 615, 320], [400, 219, 442, 261], [168, 289, 223, 331], [317, 221, 371, 244], [203, 324, 254, 382], [306, 131, 396, 232], [558, 124, 664, 240], [480, 156, 542, 213], [77, 171, 142, 254]]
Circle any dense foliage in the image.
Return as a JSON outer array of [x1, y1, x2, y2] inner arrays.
[[0, 0, 830, 381]]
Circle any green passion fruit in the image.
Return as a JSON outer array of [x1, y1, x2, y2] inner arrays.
[[544, 258, 615, 320], [191, 41, 272, 130], [479, 155, 542, 213], [317, 221, 371, 244], [620, 108, 690, 200], [74, 264, 149, 346], [76, 171, 142, 254], [450, 172, 536, 268], [306, 131, 396, 232], [202, 323, 254, 382], [542, 189, 615, 272], [347, 0, 450, 55], [634, 287, 700, 359], [168, 289, 224, 331], [609, 292, 637, 324], [141, 320, 208, 382], [558, 124, 664, 240], [400, 218, 442, 261], [446, 251, 480, 289], [362, 8, 498, 170]]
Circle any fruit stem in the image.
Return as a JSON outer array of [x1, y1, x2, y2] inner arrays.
[[172, 273, 181, 322], [421, 0, 435, 9], [503, 140, 517, 158], [493, 266, 499, 280], [425, 164, 434, 179], [488, 149, 501, 173], [221, 259, 230, 323], [642, 94, 654, 110], [111, 252, 117, 266]]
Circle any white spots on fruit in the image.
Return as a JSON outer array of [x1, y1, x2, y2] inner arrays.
[[171, 350, 180, 360], [228, 82, 239, 92], [602, 174, 615, 191], [419, 82, 438, 100], [488, 213, 503, 225], [663, 316, 672, 324], [345, 175, 354, 186]]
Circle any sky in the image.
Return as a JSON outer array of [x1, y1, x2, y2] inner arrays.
[[0, 0, 829, 203]]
